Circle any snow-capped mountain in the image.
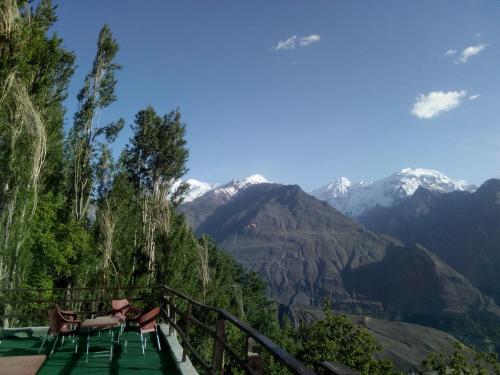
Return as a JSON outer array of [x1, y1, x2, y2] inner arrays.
[[213, 174, 269, 200], [182, 174, 269, 203], [183, 179, 220, 202], [311, 168, 476, 218]]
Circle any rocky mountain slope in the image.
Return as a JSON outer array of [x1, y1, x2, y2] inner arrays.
[[311, 168, 475, 218], [360, 179, 500, 305], [185, 183, 500, 327]]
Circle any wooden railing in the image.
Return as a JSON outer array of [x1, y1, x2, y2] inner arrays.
[[0, 285, 318, 374], [162, 285, 316, 375]]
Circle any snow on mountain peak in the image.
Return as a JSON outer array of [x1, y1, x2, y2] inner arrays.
[[183, 179, 219, 202], [181, 174, 270, 203], [324, 177, 352, 197], [244, 174, 269, 184], [312, 168, 476, 218], [216, 174, 270, 200], [392, 168, 473, 196]]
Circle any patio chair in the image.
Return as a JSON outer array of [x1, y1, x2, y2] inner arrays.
[[124, 307, 161, 355], [111, 299, 143, 336], [39, 309, 81, 357], [54, 304, 78, 321], [111, 299, 130, 316], [54, 304, 79, 332]]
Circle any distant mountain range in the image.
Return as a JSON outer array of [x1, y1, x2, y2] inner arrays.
[[311, 168, 476, 218], [179, 169, 500, 351], [182, 168, 475, 218]]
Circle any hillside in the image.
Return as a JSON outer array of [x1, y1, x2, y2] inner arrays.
[[360, 179, 500, 305], [184, 183, 500, 338]]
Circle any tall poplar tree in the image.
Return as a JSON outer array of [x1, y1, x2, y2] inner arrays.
[[0, 0, 74, 293], [67, 25, 123, 224], [124, 106, 189, 283]]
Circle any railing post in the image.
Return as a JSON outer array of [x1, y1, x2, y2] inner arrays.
[[212, 312, 226, 375], [166, 296, 172, 336], [170, 295, 176, 337], [246, 337, 263, 375], [182, 302, 192, 362], [165, 292, 173, 336]]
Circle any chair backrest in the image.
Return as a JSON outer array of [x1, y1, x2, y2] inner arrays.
[[138, 307, 160, 331], [112, 299, 130, 314], [55, 304, 75, 321], [47, 309, 64, 335]]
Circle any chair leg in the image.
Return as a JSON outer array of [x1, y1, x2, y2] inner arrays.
[[109, 332, 114, 362], [140, 332, 145, 356], [60, 335, 65, 349], [38, 333, 48, 353], [124, 331, 128, 353], [156, 327, 161, 351], [74, 335, 79, 354], [50, 335, 59, 357], [86, 332, 90, 364]]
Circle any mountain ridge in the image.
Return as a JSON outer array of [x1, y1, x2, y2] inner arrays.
[[311, 168, 476, 218], [187, 183, 499, 317], [360, 178, 500, 305]]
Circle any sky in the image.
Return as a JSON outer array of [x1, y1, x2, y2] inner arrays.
[[52, 0, 500, 190]]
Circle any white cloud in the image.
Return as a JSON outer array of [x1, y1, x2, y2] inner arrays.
[[445, 49, 457, 56], [274, 36, 296, 51], [300, 34, 321, 46], [411, 91, 467, 119], [457, 44, 486, 63], [468, 94, 480, 101]]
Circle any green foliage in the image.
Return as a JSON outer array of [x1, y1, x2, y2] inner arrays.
[[280, 303, 401, 375], [0, 0, 74, 290], [66, 23, 123, 223], [421, 343, 500, 375], [124, 106, 189, 203]]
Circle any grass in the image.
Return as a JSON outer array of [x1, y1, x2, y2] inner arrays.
[[0, 328, 179, 374]]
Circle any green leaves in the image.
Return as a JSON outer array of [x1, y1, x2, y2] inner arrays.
[[68, 24, 122, 223], [281, 309, 401, 375], [0, 0, 74, 290], [125, 106, 189, 203], [421, 343, 500, 375]]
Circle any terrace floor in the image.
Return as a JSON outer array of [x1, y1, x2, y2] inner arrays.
[[0, 328, 180, 374]]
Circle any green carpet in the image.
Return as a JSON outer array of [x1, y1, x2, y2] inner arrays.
[[0, 329, 179, 374]]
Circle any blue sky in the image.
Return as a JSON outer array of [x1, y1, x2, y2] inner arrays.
[[53, 0, 500, 190]]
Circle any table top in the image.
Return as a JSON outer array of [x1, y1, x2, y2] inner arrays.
[[81, 316, 121, 330], [0, 355, 46, 375]]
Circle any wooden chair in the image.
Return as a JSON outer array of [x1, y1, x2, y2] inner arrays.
[[124, 307, 161, 355], [39, 309, 81, 357]]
